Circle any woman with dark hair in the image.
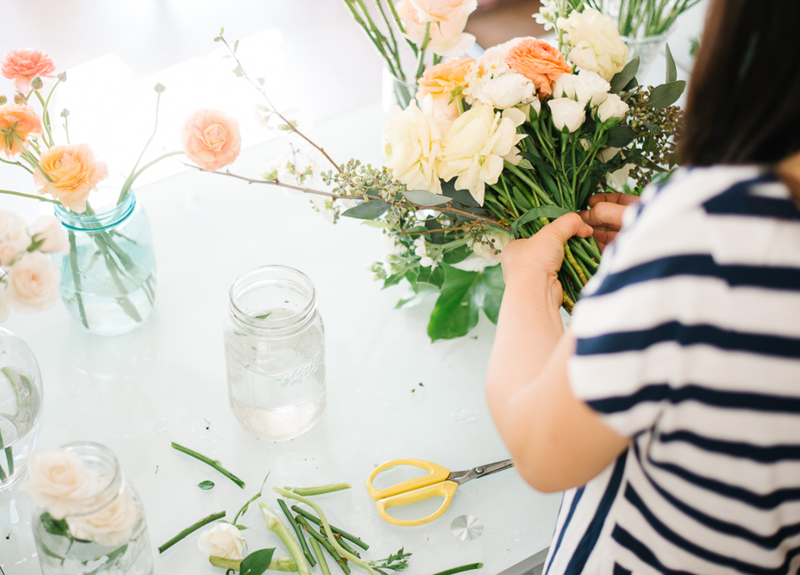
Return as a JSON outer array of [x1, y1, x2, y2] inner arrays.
[[485, 0, 800, 572]]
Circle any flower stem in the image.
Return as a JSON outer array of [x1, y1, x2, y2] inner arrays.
[[0, 429, 9, 483], [118, 150, 185, 205], [67, 231, 90, 329], [259, 502, 312, 575], [209, 555, 297, 572], [170, 442, 245, 489], [308, 538, 331, 575], [158, 510, 225, 554], [284, 483, 351, 497], [414, 22, 431, 80], [278, 499, 315, 567], [432, 563, 484, 575], [294, 516, 350, 575], [0, 189, 59, 204], [291, 506, 368, 551]]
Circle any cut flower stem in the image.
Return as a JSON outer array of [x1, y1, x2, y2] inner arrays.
[[158, 510, 225, 554], [171, 442, 245, 489], [259, 502, 312, 575], [279, 499, 316, 567], [291, 505, 369, 550], [285, 483, 351, 496], [432, 563, 484, 575]]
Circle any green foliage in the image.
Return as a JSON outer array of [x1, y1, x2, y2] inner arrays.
[[341, 200, 390, 220], [240, 549, 276, 575], [403, 190, 451, 206], [665, 44, 677, 84], [647, 81, 686, 109], [610, 58, 640, 93], [198, 480, 215, 490]]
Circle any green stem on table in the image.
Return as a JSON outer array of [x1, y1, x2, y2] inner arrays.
[[67, 231, 90, 329], [414, 22, 431, 80], [308, 538, 332, 575], [232, 473, 270, 526], [209, 555, 298, 572], [0, 189, 59, 204], [275, 488, 377, 575], [332, 534, 360, 559], [294, 516, 350, 575], [432, 563, 484, 575], [291, 506, 369, 551], [158, 510, 225, 554], [284, 484, 351, 497], [279, 499, 315, 568], [259, 502, 312, 575], [170, 442, 245, 489]]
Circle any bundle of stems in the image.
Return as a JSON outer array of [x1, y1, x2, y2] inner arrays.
[[562, 0, 703, 37]]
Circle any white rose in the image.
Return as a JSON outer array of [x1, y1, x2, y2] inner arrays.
[[0, 209, 31, 266], [560, 8, 629, 81], [198, 523, 246, 560], [597, 146, 621, 163], [548, 98, 586, 133], [526, 98, 542, 120], [575, 70, 610, 107], [6, 252, 61, 313], [606, 164, 635, 191], [397, 0, 477, 57], [31, 216, 69, 254], [439, 105, 527, 206], [595, 93, 629, 123], [21, 451, 100, 519], [464, 63, 535, 109], [383, 101, 444, 196], [67, 483, 142, 547], [552, 73, 580, 100]]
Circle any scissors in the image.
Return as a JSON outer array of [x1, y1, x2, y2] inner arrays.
[[366, 458, 514, 526]]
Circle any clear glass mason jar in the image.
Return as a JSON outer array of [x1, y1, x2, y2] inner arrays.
[[223, 266, 326, 441], [54, 188, 157, 336], [0, 328, 43, 491], [30, 442, 153, 575]]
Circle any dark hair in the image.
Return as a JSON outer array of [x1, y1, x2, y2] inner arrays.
[[679, 0, 800, 167]]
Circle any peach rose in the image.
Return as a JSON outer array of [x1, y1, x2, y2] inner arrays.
[[6, 252, 61, 313], [397, 0, 477, 58], [181, 109, 242, 171], [1, 50, 56, 93], [505, 39, 572, 98], [0, 104, 42, 157], [34, 144, 109, 213], [416, 57, 474, 120]]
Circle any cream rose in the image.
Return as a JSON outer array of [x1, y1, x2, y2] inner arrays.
[[0, 209, 31, 266], [595, 93, 629, 123], [382, 101, 444, 195], [396, 0, 477, 57], [574, 70, 610, 107], [6, 252, 60, 313], [560, 8, 629, 81], [439, 105, 526, 206], [31, 216, 69, 254], [198, 523, 246, 560], [21, 451, 100, 519], [548, 98, 586, 133], [464, 62, 535, 109], [67, 484, 142, 547], [0, 287, 9, 322]]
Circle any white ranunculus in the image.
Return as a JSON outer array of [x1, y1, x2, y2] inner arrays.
[[383, 101, 444, 196], [595, 93, 629, 123], [6, 252, 61, 313], [575, 70, 610, 107], [31, 216, 69, 254], [21, 451, 101, 519], [198, 523, 246, 560], [548, 98, 586, 133], [0, 209, 31, 266], [397, 0, 478, 57], [439, 105, 527, 206], [560, 8, 629, 81], [67, 483, 142, 547], [464, 63, 535, 110]]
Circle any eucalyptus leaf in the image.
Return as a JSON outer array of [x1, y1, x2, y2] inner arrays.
[[198, 481, 215, 490], [610, 58, 640, 93], [647, 81, 686, 109], [341, 200, 390, 220], [404, 190, 451, 206], [605, 125, 637, 148], [239, 548, 276, 575], [441, 179, 480, 207], [665, 43, 677, 84]]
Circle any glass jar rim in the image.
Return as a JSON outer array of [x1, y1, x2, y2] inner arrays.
[[54, 190, 136, 232], [228, 265, 317, 333], [59, 441, 126, 517]]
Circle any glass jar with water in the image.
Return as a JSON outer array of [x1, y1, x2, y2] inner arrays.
[[223, 266, 326, 441]]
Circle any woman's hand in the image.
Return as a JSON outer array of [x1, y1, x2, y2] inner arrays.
[[579, 192, 639, 251]]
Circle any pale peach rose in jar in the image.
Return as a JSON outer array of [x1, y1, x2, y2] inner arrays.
[[1, 49, 56, 92], [5, 252, 61, 313], [0, 104, 42, 157], [416, 57, 475, 120], [181, 108, 242, 171], [396, 0, 478, 58], [31, 216, 69, 254], [21, 451, 98, 518], [67, 483, 142, 547], [33, 143, 109, 213], [0, 209, 31, 266], [505, 39, 572, 98]]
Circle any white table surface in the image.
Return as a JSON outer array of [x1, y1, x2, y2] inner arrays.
[[0, 102, 562, 575]]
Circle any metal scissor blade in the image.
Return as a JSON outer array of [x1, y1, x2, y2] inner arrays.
[[448, 459, 514, 485]]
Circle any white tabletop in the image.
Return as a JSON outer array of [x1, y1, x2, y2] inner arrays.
[[0, 102, 562, 575]]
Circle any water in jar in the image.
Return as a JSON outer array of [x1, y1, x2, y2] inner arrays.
[[0, 367, 41, 487]]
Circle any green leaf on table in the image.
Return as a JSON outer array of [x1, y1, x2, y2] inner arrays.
[[610, 58, 639, 93], [427, 264, 505, 341], [342, 200, 390, 220], [198, 481, 215, 490], [605, 125, 637, 148], [647, 81, 686, 109], [511, 206, 571, 234], [404, 190, 451, 206], [665, 43, 677, 83], [240, 548, 276, 575]]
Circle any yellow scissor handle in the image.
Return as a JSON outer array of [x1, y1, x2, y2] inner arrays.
[[376, 480, 459, 526], [366, 459, 451, 501]]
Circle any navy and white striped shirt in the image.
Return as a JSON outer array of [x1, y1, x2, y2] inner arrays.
[[545, 166, 800, 574]]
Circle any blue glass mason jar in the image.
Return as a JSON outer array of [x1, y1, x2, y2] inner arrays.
[[53, 189, 156, 336]]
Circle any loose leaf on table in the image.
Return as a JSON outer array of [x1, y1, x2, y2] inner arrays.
[[665, 43, 677, 84], [511, 206, 571, 233], [198, 480, 215, 490], [647, 81, 686, 109], [341, 200, 390, 220], [404, 190, 451, 206], [427, 264, 505, 341], [240, 548, 276, 575], [610, 58, 639, 93]]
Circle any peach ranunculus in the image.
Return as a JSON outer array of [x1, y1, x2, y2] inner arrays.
[[396, 0, 477, 58], [416, 57, 474, 120], [0, 104, 42, 157], [505, 39, 572, 98], [34, 144, 109, 213], [1, 50, 56, 93], [181, 109, 242, 172]]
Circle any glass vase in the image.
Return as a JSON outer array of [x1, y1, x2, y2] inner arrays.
[[53, 188, 157, 336], [0, 328, 43, 491], [382, 67, 418, 113], [223, 265, 326, 441], [622, 29, 673, 78], [30, 442, 153, 575]]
